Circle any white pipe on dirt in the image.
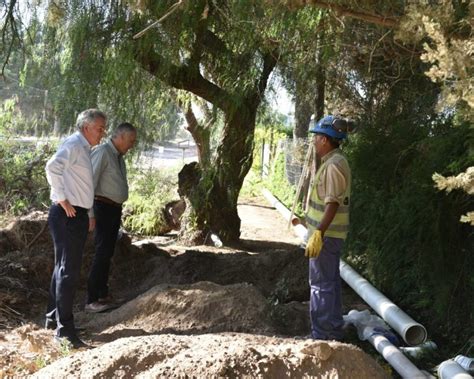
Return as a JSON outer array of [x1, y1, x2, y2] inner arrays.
[[340, 261, 427, 346], [455, 355, 474, 373], [262, 188, 292, 220], [261, 188, 308, 241], [346, 310, 431, 378], [400, 340, 438, 358], [438, 360, 473, 379], [368, 333, 431, 378], [261, 188, 428, 346]]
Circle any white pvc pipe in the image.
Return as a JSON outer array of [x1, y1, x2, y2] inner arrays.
[[367, 332, 430, 378], [262, 188, 292, 220], [261, 188, 308, 241], [340, 261, 427, 346], [261, 188, 428, 346], [455, 355, 474, 373], [438, 360, 473, 379]]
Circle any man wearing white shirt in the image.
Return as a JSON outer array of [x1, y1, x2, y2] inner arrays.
[[44, 109, 106, 349]]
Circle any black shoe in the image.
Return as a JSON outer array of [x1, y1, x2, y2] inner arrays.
[[45, 319, 56, 330], [54, 335, 89, 349]]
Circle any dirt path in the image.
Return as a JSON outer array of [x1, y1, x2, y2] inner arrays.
[[238, 197, 302, 245]]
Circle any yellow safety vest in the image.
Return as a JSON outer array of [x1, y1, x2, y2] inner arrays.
[[306, 154, 350, 240]]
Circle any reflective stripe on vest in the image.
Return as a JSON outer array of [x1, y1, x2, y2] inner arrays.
[[306, 155, 350, 240]]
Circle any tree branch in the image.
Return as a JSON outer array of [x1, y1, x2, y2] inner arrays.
[[1, 0, 20, 77], [276, 0, 400, 29], [255, 48, 279, 101], [202, 30, 232, 57], [136, 49, 232, 111]]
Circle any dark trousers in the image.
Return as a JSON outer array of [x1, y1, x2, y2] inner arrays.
[[87, 200, 122, 304], [309, 236, 344, 340], [46, 204, 88, 338]]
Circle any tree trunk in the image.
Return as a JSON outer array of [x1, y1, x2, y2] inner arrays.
[[294, 87, 312, 139], [183, 104, 211, 165], [179, 103, 257, 243]]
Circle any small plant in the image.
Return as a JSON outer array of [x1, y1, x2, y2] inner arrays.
[[34, 355, 50, 369], [58, 339, 73, 357]]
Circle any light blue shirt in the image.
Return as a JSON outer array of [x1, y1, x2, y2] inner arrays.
[[91, 139, 129, 204], [45, 131, 94, 209]]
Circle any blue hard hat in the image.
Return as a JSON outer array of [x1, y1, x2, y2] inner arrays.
[[309, 115, 348, 140]]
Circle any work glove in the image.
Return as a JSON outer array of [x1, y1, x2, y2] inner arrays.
[[305, 230, 323, 258]]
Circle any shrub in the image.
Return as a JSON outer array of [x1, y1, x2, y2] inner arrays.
[[345, 119, 473, 349], [0, 139, 53, 219], [123, 166, 180, 236]]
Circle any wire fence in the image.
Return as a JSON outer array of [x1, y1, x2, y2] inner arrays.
[[261, 137, 311, 185]]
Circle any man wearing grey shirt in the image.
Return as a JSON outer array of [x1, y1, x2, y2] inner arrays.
[[85, 122, 137, 313], [45, 108, 106, 348]]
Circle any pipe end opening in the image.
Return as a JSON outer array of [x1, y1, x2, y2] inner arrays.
[[405, 325, 427, 346]]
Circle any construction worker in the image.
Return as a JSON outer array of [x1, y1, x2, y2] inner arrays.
[[305, 115, 352, 340]]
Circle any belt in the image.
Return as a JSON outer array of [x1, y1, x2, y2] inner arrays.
[[94, 196, 122, 208]]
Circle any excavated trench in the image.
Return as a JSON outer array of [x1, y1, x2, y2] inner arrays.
[[0, 209, 384, 378]]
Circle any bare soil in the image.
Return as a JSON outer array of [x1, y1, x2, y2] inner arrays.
[[0, 196, 386, 378]]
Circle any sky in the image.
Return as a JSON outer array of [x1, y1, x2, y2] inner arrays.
[[271, 86, 294, 116]]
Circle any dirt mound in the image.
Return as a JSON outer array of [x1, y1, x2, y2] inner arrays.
[[79, 281, 276, 341], [0, 213, 54, 327], [32, 333, 389, 378], [0, 211, 50, 253], [0, 324, 65, 377]]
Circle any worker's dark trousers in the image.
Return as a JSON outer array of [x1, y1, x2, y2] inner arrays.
[[87, 200, 122, 304], [309, 236, 344, 340], [46, 204, 88, 338]]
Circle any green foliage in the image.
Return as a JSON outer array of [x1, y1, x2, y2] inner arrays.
[[58, 338, 73, 357], [263, 152, 302, 215], [0, 97, 51, 136], [240, 169, 263, 199], [345, 117, 473, 348], [123, 166, 179, 236], [0, 98, 16, 135], [252, 121, 288, 171], [246, 127, 304, 217], [397, 1, 473, 122], [34, 355, 50, 370], [0, 134, 53, 216], [15, 4, 182, 142]]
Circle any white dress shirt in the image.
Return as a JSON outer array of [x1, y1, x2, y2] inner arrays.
[[45, 131, 94, 209]]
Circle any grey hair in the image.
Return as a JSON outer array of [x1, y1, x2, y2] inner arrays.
[[112, 122, 137, 138], [76, 109, 107, 130]]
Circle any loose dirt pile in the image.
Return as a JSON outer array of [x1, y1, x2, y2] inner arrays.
[[33, 333, 387, 379], [0, 199, 383, 378], [0, 324, 64, 377], [80, 281, 276, 342]]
